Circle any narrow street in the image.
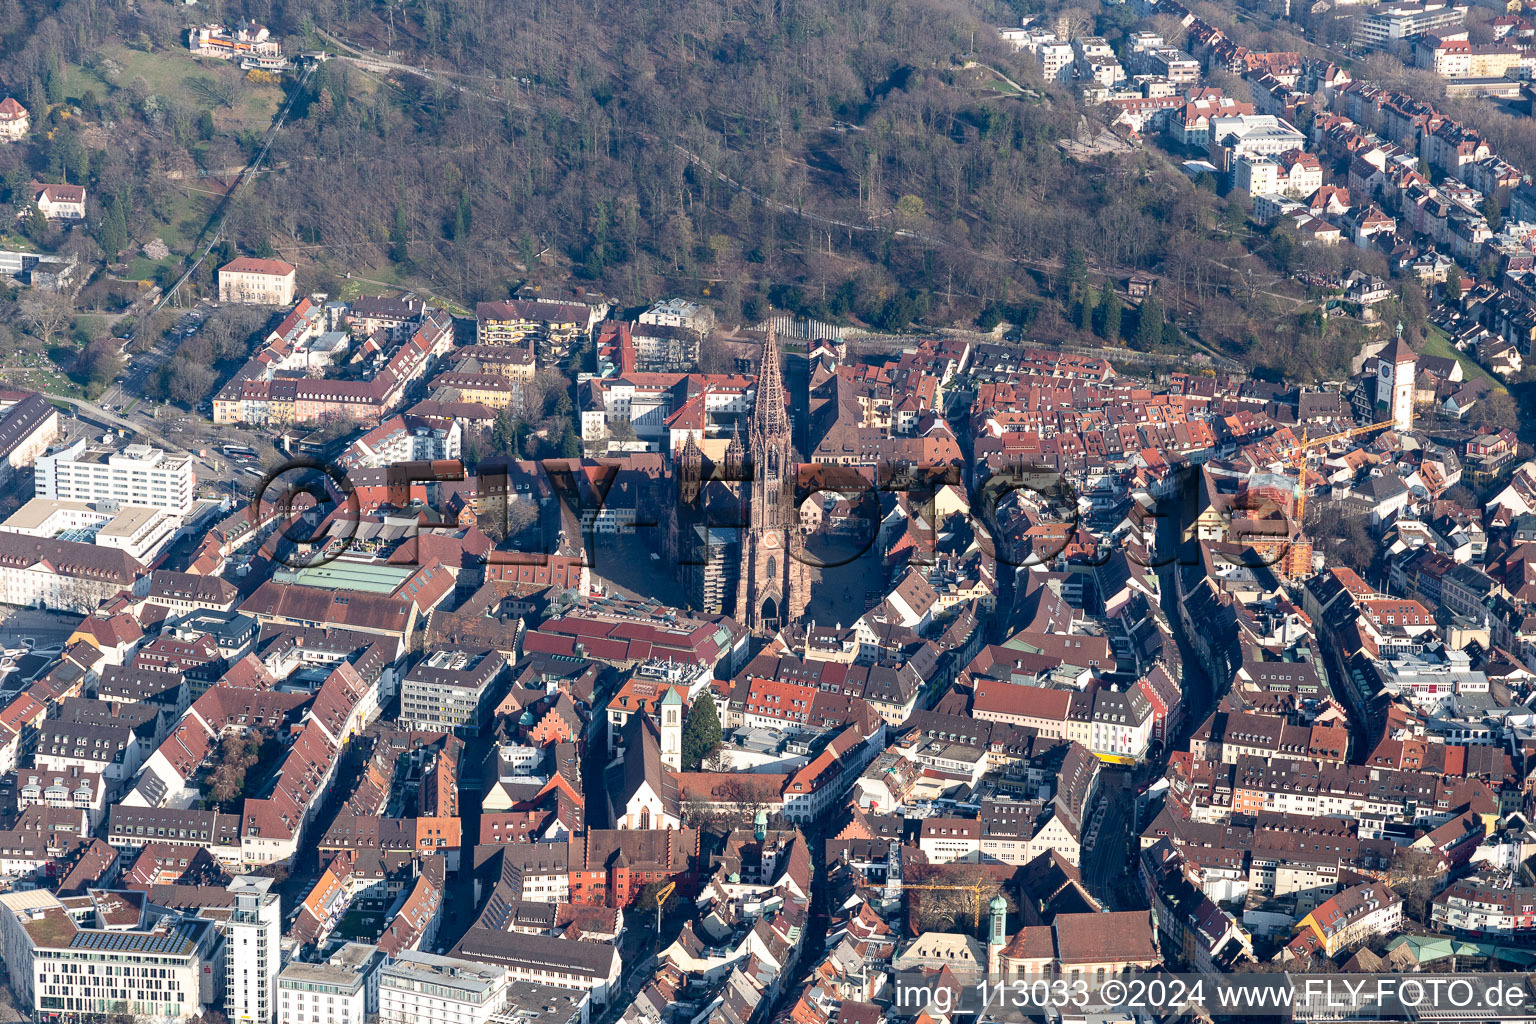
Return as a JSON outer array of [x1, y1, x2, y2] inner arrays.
[[1082, 773, 1136, 910]]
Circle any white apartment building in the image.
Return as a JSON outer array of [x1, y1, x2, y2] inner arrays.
[[1013, 27, 1075, 82], [278, 943, 385, 1024], [1354, 2, 1465, 49], [1009, 27, 1074, 82], [1036, 41, 1075, 81], [227, 876, 283, 1024], [36, 440, 197, 517], [219, 257, 298, 305], [399, 648, 508, 736], [1080, 58, 1127, 88], [1209, 115, 1307, 168], [639, 297, 715, 335], [918, 817, 982, 863], [1072, 36, 1114, 61], [379, 952, 508, 1024], [1233, 154, 1281, 196], [1254, 193, 1306, 225], [1433, 878, 1536, 937], [579, 373, 754, 447], [0, 889, 224, 1021]]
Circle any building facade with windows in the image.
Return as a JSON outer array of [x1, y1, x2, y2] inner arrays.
[[36, 440, 197, 517], [219, 257, 298, 305], [378, 952, 507, 1024]]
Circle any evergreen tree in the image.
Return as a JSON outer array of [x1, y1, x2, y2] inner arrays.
[[98, 202, 126, 261], [1064, 247, 1088, 306], [453, 192, 472, 240], [24, 77, 44, 124], [1483, 194, 1502, 233], [1134, 298, 1163, 351], [2, 167, 26, 206], [1094, 282, 1120, 341], [491, 408, 519, 455], [1162, 321, 1181, 349], [390, 205, 410, 263], [681, 691, 722, 770], [23, 204, 46, 241], [1444, 266, 1462, 302], [560, 428, 581, 459], [1074, 297, 1092, 332], [1103, 295, 1121, 342]]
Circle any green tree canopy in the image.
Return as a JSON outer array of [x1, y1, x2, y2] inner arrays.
[[1133, 298, 1163, 352], [681, 690, 722, 770]]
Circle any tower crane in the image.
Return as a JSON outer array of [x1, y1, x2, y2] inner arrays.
[[901, 881, 998, 933], [1289, 420, 1395, 524]]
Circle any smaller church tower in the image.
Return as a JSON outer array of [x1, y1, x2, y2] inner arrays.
[[658, 687, 683, 771], [1378, 325, 1417, 431], [987, 894, 1008, 977]]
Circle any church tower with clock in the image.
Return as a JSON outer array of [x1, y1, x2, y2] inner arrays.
[[734, 323, 810, 634]]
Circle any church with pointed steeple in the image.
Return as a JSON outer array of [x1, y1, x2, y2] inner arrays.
[[734, 324, 811, 634]]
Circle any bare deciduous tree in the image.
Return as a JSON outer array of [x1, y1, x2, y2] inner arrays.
[[19, 292, 75, 347]]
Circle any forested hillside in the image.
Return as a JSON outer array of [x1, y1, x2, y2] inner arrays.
[[0, 0, 1385, 379]]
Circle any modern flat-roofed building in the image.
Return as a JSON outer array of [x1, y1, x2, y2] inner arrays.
[[400, 648, 508, 735], [227, 876, 282, 1024], [278, 943, 386, 1024], [0, 889, 224, 1021], [36, 439, 197, 517], [379, 951, 507, 1024], [1208, 115, 1306, 174], [0, 497, 177, 563], [638, 297, 715, 335], [1354, 2, 1465, 48]]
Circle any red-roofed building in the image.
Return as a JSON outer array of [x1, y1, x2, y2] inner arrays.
[[30, 182, 85, 220], [0, 97, 29, 141], [218, 257, 297, 305]]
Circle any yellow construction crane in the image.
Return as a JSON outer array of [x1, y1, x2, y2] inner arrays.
[[654, 881, 676, 932], [901, 881, 997, 933], [1289, 420, 1395, 524]]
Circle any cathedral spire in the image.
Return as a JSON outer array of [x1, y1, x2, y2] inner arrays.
[[734, 317, 808, 635], [753, 320, 789, 440]]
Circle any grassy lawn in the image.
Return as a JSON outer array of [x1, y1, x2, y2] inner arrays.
[[0, 366, 81, 398], [123, 257, 173, 282], [1423, 326, 1507, 395], [59, 43, 285, 145], [73, 315, 108, 338], [163, 189, 218, 252], [335, 273, 472, 316], [979, 78, 1022, 95], [333, 909, 382, 941]]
